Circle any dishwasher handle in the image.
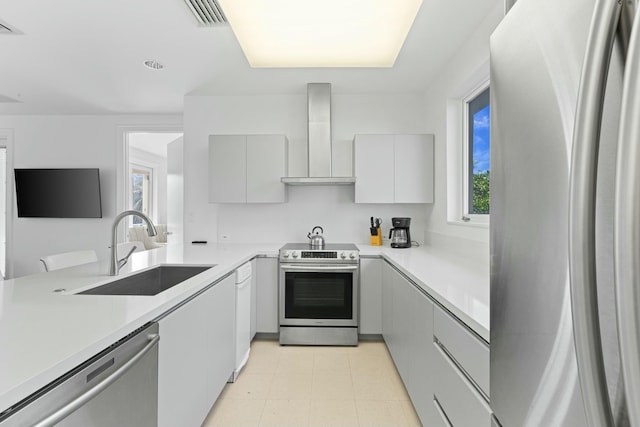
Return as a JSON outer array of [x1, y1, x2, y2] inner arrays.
[[33, 333, 160, 427]]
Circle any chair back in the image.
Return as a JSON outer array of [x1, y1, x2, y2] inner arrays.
[[40, 250, 98, 272]]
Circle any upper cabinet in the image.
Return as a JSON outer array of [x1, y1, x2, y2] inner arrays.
[[353, 134, 434, 204], [209, 135, 288, 203]]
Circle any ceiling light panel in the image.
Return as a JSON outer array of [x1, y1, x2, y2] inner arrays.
[[217, 0, 423, 67]]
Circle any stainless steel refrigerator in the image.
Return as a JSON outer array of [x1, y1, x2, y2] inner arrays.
[[490, 0, 640, 425]]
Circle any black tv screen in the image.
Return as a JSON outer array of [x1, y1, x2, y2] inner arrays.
[[15, 168, 103, 218]]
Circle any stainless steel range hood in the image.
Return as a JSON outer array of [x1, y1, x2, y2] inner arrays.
[[281, 83, 356, 186]]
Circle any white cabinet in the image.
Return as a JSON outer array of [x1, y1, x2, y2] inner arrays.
[[353, 135, 395, 203], [381, 261, 436, 426], [255, 257, 279, 333], [359, 257, 382, 334], [209, 134, 287, 203], [433, 306, 491, 427], [157, 274, 235, 427], [250, 257, 257, 340], [353, 134, 434, 203]]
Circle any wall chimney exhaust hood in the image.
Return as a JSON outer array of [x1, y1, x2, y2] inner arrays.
[[281, 83, 356, 186]]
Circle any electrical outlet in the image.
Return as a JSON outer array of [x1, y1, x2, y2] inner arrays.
[[220, 234, 230, 241]]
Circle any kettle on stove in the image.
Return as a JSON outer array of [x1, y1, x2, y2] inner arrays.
[[307, 226, 325, 249]]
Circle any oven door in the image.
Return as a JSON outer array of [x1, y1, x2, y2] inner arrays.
[[279, 263, 359, 327]]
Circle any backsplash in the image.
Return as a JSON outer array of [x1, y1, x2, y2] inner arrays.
[[216, 185, 428, 245], [423, 230, 489, 267]]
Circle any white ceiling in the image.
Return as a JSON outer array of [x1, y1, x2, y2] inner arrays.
[[0, 0, 499, 115]]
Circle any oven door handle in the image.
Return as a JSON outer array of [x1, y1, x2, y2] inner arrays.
[[280, 264, 359, 271]]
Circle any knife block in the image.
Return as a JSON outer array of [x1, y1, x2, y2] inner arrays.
[[370, 228, 382, 246]]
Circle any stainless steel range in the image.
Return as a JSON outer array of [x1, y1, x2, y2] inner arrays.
[[279, 243, 359, 346]]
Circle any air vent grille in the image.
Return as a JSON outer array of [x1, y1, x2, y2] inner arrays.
[[182, 0, 227, 25], [0, 22, 14, 34]]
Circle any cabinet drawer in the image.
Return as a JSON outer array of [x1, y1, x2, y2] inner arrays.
[[433, 342, 492, 427], [434, 306, 489, 396]]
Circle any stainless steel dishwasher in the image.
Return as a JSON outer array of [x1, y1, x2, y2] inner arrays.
[[0, 323, 159, 427]]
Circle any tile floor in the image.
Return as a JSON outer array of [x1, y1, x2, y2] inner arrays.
[[202, 339, 422, 427]]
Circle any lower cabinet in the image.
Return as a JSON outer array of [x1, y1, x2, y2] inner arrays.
[[359, 257, 382, 334], [381, 261, 436, 426], [250, 257, 257, 340], [380, 259, 491, 426], [157, 274, 236, 427], [255, 257, 279, 333], [433, 305, 491, 427], [432, 343, 492, 427]]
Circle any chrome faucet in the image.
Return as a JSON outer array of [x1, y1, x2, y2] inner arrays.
[[110, 210, 157, 276]]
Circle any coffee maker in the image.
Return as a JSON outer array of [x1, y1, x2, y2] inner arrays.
[[389, 217, 411, 248]]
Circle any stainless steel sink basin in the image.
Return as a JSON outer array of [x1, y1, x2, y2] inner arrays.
[[78, 265, 214, 296]]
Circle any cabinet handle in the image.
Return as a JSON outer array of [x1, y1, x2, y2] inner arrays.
[[433, 396, 453, 427]]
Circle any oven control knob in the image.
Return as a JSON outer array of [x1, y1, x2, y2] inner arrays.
[[349, 252, 356, 259], [292, 251, 299, 258], [340, 252, 347, 259], [282, 251, 290, 258]]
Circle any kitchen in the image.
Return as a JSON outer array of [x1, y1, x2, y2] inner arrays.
[[1, 0, 638, 426]]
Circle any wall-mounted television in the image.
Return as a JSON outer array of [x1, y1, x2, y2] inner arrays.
[[15, 168, 103, 218]]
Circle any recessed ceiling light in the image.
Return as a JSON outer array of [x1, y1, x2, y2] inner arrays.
[[217, 0, 423, 68], [143, 60, 164, 70]]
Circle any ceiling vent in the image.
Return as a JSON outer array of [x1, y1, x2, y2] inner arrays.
[[0, 20, 17, 34], [182, 0, 227, 26]]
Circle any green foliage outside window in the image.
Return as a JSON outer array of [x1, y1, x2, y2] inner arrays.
[[472, 170, 490, 214]]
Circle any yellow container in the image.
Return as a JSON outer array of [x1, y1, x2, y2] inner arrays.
[[370, 228, 383, 246]]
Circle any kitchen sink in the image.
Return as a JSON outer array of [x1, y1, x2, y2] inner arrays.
[[78, 265, 214, 296]]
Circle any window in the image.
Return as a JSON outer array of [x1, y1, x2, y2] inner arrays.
[[463, 85, 490, 217], [130, 164, 152, 225]]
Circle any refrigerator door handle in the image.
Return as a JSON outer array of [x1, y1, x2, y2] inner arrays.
[[568, 0, 622, 426], [614, 4, 640, 426]]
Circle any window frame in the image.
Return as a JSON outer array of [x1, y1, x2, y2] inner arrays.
[[129, 162, 154, 226], [461, 80, 490, 224]]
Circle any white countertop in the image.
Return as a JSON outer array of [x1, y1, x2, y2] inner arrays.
[[0, 242, 488, 414], [357, 245, 489, 342]]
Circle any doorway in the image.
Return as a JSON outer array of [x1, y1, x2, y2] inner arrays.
[[118, 128, 184, 247], [0, 129, 12, 279]]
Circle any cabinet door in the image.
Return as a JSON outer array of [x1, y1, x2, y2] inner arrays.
[[158, 276, 236, 427], [246, 135, 287, 203], [256, 257, 279, 333], [250, 258, 257, 340], [406, 284, 435, 425], [354, 134, 394, 203], [359, 257, 382, 334], [209, 135, 246, 203], [381, 261, 437, 427], [394, 134, 434, 203], [158, 290, 210, 427], [381, 262, 395, 344], [205, 274, 236, 403]]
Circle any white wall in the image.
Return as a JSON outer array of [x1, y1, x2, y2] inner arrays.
[[0, 115, 181, 277], [422, 3, 504, 251], [183, 93, 430, 245]]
